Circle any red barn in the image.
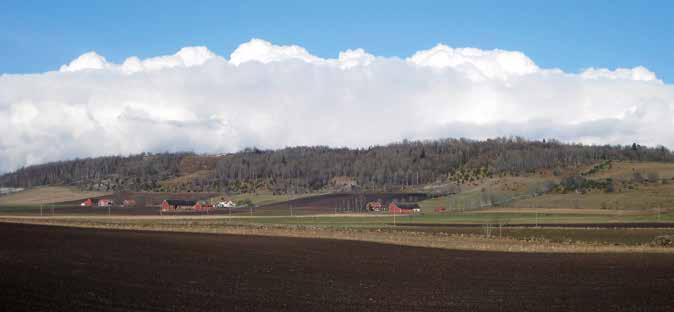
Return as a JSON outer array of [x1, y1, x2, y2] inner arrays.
[[193, 201, 212, 211], [388, 202, 420, 214], [81, 198, 94, 207]]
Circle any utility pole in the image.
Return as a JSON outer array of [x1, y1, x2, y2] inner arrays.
[[535, 212, 539, 227], [657, 205, 661, 221]]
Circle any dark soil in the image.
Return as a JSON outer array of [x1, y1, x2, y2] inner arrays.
[[255, 192, 427, 215], [395, 222, 674, 228], [1, 223, 673, 311]]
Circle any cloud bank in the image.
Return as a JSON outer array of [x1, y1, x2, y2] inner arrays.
[[1, 38, 673, 173]]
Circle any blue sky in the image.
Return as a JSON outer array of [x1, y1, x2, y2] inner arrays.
[[2, 0, 674, 172], [2, 0, 674, 81]]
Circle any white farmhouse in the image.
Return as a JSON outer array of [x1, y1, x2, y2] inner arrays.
[[217, 200, 236, 208]]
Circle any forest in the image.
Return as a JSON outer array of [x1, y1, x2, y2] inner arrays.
[[1, 137, 671, 194]]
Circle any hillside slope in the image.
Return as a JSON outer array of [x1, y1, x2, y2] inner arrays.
[[420, 161, 674, 212], [1, 138, 672, 195]]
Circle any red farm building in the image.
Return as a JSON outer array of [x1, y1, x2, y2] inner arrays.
[[161, 199, 197, 212], [388, 202, 420, 214], [193, 200, 213, 211], [80, 198, 95, 207]]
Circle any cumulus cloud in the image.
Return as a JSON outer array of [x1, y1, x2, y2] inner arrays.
[[61, 46, 218, 74], [59, 51, 111, 72], [1, 38, 673, 173], [407, 44, 540, 81]]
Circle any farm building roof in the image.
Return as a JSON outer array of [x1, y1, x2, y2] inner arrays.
[[164, 199, 197, 206], [394, 202, 420, 209]]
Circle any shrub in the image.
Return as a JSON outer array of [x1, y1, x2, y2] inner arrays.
[[652, 235, 673, 247], [647, 171, 659, 183], [606, 178, 615, 193]]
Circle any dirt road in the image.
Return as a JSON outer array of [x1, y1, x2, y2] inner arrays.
[[1, 223, 673, 311]]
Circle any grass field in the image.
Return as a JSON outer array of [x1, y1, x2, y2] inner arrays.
[[587, 161, 674, 180], [420, 161, 674, 212], [0, 186, 111, 205], [512, 183, 674, 210]]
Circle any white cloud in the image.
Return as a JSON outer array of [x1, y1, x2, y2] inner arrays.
[[59, 51, 110, 72], [61, 46, 218, 74], [407, 44, 540, 81], [229, 38, 322, 65], [1, 38, 673, 173], [581, 66, 661, 83]]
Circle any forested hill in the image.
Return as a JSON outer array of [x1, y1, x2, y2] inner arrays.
[[1, 138, 672, 194]]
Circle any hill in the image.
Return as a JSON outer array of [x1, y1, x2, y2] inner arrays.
[[1, 138, 672, 195]]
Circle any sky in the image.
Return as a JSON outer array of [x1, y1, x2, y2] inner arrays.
[[1, 1, 674, 173]]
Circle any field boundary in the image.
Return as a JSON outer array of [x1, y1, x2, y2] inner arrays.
[[2, 217, 673, 254]]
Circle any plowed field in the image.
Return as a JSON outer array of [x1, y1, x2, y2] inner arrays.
[[1, 223, 673, 311]]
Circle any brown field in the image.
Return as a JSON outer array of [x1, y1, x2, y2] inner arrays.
[[0, 186, 111, 205], [255, 192, 428, 215], [1, 222, 673, 311]]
